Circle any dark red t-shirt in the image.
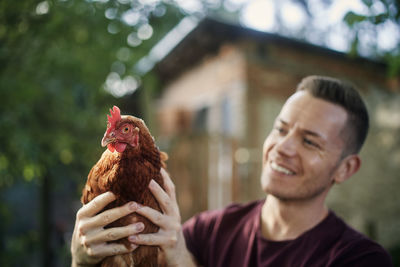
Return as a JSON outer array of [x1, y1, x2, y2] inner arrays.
[[183, 200, 392, 267]]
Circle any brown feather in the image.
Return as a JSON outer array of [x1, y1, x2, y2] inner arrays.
[[81, 115, 168, 267]]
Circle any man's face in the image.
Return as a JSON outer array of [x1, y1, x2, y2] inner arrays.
[[261, 91, 348, 201]]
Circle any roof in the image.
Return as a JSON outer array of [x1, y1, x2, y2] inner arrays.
[[154, 17, 386, 83]]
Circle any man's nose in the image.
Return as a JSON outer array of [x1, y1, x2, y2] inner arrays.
[[275, 133, 297, 157]]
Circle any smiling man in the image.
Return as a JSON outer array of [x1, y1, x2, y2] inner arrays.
[[182, 76, 392, 266], [71, 76, 392, 267]]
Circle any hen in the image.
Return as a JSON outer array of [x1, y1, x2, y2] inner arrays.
[[81, 106, 168, 267]]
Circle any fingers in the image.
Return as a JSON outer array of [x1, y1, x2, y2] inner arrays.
[[79, 201, 141, 233], [128, 232, 178, 248], [88, 242, 138, 259], [125, 172, 189, 265], [161, 168, 176, 201], [72, 192, 146, 266], [77, 192, 116, 219], [144, 170, 181, 228], [83, 222, 145, 244], [135, 205, 168, 227], [136, 174, 181, 229], [148, 179, 177, 216]]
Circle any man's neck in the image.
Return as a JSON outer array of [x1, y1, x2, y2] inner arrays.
[[260, 194, 329, 241]]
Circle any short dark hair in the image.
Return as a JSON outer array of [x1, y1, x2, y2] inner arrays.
[[296, 75, 369, 156]]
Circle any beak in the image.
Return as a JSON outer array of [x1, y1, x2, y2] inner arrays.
[[101, 132, 116, 147]]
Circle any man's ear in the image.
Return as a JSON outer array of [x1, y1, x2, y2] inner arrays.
[[333, 154, 361, 184]]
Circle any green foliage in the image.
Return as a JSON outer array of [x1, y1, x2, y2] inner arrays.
[[343, 0, 400, 76], [343, 11, 367, 27], [0, 0, 183, 266]]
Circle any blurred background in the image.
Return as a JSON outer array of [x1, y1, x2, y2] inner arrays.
[[1, 0, 399, 266]]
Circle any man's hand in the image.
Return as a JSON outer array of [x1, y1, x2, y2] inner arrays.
[[128, 168, 197, 266], [70, 192, 144, 267]]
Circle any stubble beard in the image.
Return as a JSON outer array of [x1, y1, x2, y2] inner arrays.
[[261, 165, 336, 203]]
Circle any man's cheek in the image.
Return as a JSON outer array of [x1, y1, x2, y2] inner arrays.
[[262, 141, 269, 161]]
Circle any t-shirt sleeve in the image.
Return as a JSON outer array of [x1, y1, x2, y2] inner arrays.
[[182, 210, 220, 266]]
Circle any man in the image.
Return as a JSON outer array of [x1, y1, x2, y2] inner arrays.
[[71, 76, 392, 266]]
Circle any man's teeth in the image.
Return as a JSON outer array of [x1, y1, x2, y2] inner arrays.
[[271, 162, 295, 175]]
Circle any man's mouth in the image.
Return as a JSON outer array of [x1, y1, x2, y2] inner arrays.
[[270, 161, 296, 175]]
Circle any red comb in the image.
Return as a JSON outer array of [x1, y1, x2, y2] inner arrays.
[[106, 106, 121, 132]]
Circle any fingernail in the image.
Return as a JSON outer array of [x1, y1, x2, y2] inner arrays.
[[133, 222, 144, 232], [149, 179, 156, 188], [128, 202, 138, 211], [128, 235, 138, 242], [130, 243, 138, 250], [106, 191, 116, 199]]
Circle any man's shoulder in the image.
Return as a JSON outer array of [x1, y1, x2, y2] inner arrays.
[[329, 212, 383, 249], [326, 212, 393, 266]]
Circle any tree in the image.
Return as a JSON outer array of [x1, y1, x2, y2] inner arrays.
[[0, 0, 183, 266], [343, 0, 400, 76]]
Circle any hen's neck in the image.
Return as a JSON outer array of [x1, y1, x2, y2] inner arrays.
[[121, 144, 161, 170], [142, 146, 161, 169]]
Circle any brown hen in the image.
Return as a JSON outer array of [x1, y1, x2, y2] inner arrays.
[[81, 106, 168, 267]]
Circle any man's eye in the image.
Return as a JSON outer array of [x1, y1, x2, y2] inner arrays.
[[275, 127, 286, 135], [303, 138, 318, 148]]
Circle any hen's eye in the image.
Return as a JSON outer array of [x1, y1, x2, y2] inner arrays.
[[123, 127, 129, 133]]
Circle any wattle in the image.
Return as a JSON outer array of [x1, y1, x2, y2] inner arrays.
[[107, 143, 127, 153], [115, 142, 127, 153], [107, 143, 115, 152]]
